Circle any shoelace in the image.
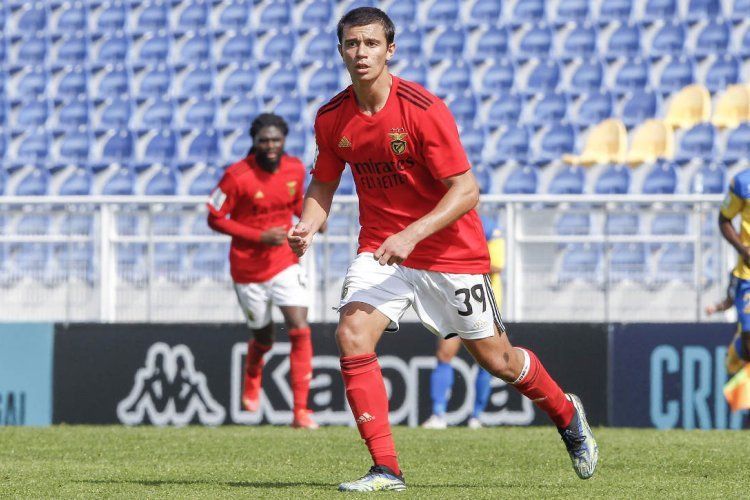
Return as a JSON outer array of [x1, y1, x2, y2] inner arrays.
[[560, 428, 587, 460]]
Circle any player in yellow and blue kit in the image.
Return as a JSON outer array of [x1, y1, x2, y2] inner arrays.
[[718, 169, 750, 374]]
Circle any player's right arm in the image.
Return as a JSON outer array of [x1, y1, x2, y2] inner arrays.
[[719, 177, 750, 265]]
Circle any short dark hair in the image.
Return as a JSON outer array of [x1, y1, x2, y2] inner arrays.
[[249, 113, 289, 138], [337, 7, 395, 46]]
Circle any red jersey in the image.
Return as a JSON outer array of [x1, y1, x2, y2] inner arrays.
[[312, 76, 489, 274], [207, 154, 305, 283]]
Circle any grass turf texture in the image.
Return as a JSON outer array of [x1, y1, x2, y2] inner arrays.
[[0, 426, 747, 498]]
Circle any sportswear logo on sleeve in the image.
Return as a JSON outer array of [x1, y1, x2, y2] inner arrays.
[[388, 131, 408, 155], [338, 136, 352, 148], [209, 188, 227, 211]]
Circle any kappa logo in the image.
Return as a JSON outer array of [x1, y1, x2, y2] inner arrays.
[[356, 412, 375, 424], [338, 136, 352, 148], [117, 343, 226, 426]]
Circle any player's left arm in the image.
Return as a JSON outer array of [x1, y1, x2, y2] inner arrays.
[[374, 169, 479, 266]]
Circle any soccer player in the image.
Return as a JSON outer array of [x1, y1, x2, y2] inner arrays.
[[288, 8, 598, 491], [719, 170, 750, 376], [207, 113, 317, 430]]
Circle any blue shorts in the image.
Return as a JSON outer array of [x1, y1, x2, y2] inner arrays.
[[734, 276, 750, 332]]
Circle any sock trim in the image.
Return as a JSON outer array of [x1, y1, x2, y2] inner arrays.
[[511, 347, 531, 385]]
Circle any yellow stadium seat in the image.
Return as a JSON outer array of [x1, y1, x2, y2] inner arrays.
[[563, 119, 627, 166], [713, 84, 750, 129], [625, 119, 675, 165], [663, 84, 711, 129]]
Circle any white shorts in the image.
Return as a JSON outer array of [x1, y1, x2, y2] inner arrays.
[[339, 253, 504, 340], [234, 264, 310, 329]]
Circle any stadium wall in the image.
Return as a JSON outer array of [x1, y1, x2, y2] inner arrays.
[[1, 322, 744, 429]]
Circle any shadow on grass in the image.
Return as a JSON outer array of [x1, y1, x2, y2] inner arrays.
[[76, 479, 332, 488]]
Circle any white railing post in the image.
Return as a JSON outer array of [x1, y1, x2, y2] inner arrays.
[[506, 202, 517, 322], [99, 203, 116, 322]]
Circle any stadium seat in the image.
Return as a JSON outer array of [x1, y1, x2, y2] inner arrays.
[[626, 119, 674, 165], [258, 0, 291, 28], [548, 165, 585, 194], [135, 1, 168, 31], [609, 243, 647, 283], [614, 57, 649, 93], [595, 164, 631, 194], [95, 1, 127, 31], [724, 123, 750, 164], [557, 243, 601, 285], [218, 0, 250, 29], [302, 28, 338, 62], [139, 97, 175, 127], [555, 212, 591, 234], [55, 97, 89, 128], [526, 59, 561, 95], [285, 124, 309, 160], [568, 58, 604, 95], [503, 165, 538, 194], [116, 242, 147, 283], [53, 66, 88, 99], [337, 169, 355, 195], [53, 33, 89, 65], [663, 84, 711, 130], [300, 0, 334, 28], [654, 243, 694, 284], [184, 129, 219, 161], [479, 58, 515, 94], [57, 129, 91, 162], [536, 123, 576, 163], [222, 95, 263, 127], [512, 0, 546, 24], [135, 31, 171, 63], [97, 97, 132, 128], [175, 0, 210, 30], [675, 123, 715, 164], [54, 242, 94, 283], [686, 0, 723, 21], [12, 243, 52, 283], [100, 129, 134, 161], [218, 29, 254, 63], [446, 91, 478, 124], [485, 92, 523, 128], [691, 162, 725, 194], [492, 125, 532, 163], [52, 1, 87, 33], [469, 25, 508, 62], [426, 0, 460, 25], [650, 21, 685, 58], [258, 28, 296, 62], [562, 24, 598, 59], [529, 92, 568, 126], [11, 98, 49, 128], [102, 166, 135, 195], [11, 34, 49, 65], [175, 30, 211, 64], [133, 64, 172, 97], [269, 93, 306, 124], [13, 3, 47, 33], [429, 26, 467, 62], [227, 132, 251, 159], [564, 118, 626, 165], [643, 0, 677, 20], [142, 129, 177, 162], [733, 0, 750, 19], [474, 165, 493, 194], [15, 166, 49, 196], [459, 123, 486, 165], [10, 66, 48, 99], [659, 57, 695, 95], [606, 23, 641, 59], [305, 61, 341, 97], [556, 0, 590, 23], [190, 243, 228, 281], [606, 212, 640, 235], [575, 91, 614, 126], [220, 63, 257, 95], [17, 129, 50, 161], [642, 161, 677, 194], [713, 85, 750, 129], [262, 62, 300, 95], [94, 32, 130, 64], [58, 167, 92, 196], [652, 212, 688, 235], [598, 0, 632, 22], [145, 166, 177, 196], [436, 59, 471, 93], [93, 64, 129, 99], [176, 63, 214, 97], [518, 24, 553, 59], [694, 20, 730, 57], [621, 89, 659, 128], [705, 56, 740, 93], [182, 97, 217, 128]]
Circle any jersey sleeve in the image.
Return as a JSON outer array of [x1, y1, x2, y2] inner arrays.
[[416, 100, 472, 179], [721, 177, 745, 220], [207, 171, 238, 218], [311, 118, 345, 182]]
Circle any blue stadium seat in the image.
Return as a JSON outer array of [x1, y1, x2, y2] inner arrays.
[[145, 166, 177, 195], [15, 166, 49, 196], [305, 61, 340, 96], [485, 92, 523, 128], [468, 0, 502, 24], [658, 56, 694, 95], [643, 0, 677, 20], [642, 161, 677, 194], [223, 95, 263, 127], [185, 129, 219, 161], [53, 1, 87, 32], [556, 0, 590, 23], [14, 3, 47, 33], [650, 21, 685, 58], [54, 66, 88, 99], [675, 123, 715, 164], [469, 25, 508, 63], [143, 129, 177, 162], [691, 162, 725, 194], [102, 166, 135, 195], [259, 28, 296, 61], [518, 24, 553, 59], [536, 123, 576, 163], [301, 0, 334, 28], [621, 89, 659, 127], [17, 130, 50, 161], [705, 55, 740, 93], [430, 26, 467, 62], [11, 34, 48, 65], [614, 57, 649, 93], [12, 66, 48, 99], [437, 59, 471, 93], [190, 213, 213, 235], [303, 28, 338, 62], [55, 97, 89, 127], [285, 124, 309, 159], [595, 164, 630, 194], [11, 98, 49, 127], [557, 243, 601, 285], [227, 132, 251, 159], [724, 123, 750, 164], [548, 165, 585, 194], [54, 33, 89, 65], [598, 0, 632, 22], [686, 0, 723, 21], [337, 169, 354, 195], [480, 58, 515, 94], [94, 32, 130, 63], [175, 30, 211, 64], [555, 212, 591, 234], [13, 243, 52, 282], [446, 91, 478, 124], [734, 0, 750, 20], [58, 167, 92, 196], [568, 58, 604, 94], [219, 29, 254, 62], [562, 24, 598, 59], [576, 91, 614, 126], [459, 123, 486, 165], [526, 59, 561, 95], [182, 97, 217, 128], [530, 92, 569, 126], [493, 124, 532, 163], [269, 93, 306, 124], [57, 129, 91, 162], [387, 0, 417, 24], [175, 0, 210, 30], [259, 0, 292, 27], [220, 63, 257, 95], [262, 63, 300, 95], [426, 0, 460, 25], [59, 208, 94, 235], [218, 0, 250, 29], [153, 243, 187, 281], [135, 64, 172, 97], [97, 97, 131, 128], [654, 243, 694, 284], [116, 243, 147, 283], [140, 97, 174, 127], [54, 242, 94, 284], [151, 209, 181, 235], [176, 63, 214, 96], [503, 165, 538, 194], [609, 243, 647, 283], [694, 20, 730, 57], [96, 1, 127, 31], [93, 64, 129, 98], [606, 212, 640, 235], [190, 243, 228, 281], [135, 31, 171, 63], [100, 129, 134, 161], [512, 0, 546, 24], [135, 1, 168, 31], [606, 23, 641, 59], [652, 212, 688, 235]]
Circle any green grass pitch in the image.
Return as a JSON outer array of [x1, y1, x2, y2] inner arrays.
[[0, 425, 747, 498]]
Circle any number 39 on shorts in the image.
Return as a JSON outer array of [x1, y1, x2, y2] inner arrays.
[[455, 284, 486, 316]]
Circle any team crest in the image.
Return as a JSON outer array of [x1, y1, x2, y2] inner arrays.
[[287, 181, 297, 197], [388, 132, 408, 155]]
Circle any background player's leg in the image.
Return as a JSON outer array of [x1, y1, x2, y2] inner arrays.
[[243, 323, 274, 412], [423, 337, 460, 429], [280, 306, 315, 427], [471, 368, 492, 428], [337, 302, 401, 475]]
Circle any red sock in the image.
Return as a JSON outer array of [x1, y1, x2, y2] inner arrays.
[[340, 353, 400, 476], [512, 348, 575, 428], [289, 327, 313, 412], [245, 339, 272, 378]]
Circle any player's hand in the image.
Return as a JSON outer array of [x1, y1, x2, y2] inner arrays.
[[704, 304, 717, 316], [288, 222, 314, 257], [260, 226, 287, 246], [374, 232, 417, 266]]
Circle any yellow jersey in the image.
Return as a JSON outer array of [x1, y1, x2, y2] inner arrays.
[[487, 235, 505, 309], [720, 171, 750, 280]]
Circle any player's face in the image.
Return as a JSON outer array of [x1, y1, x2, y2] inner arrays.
[[253, 125, 286, 170], [339, 23, 395, 83]]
